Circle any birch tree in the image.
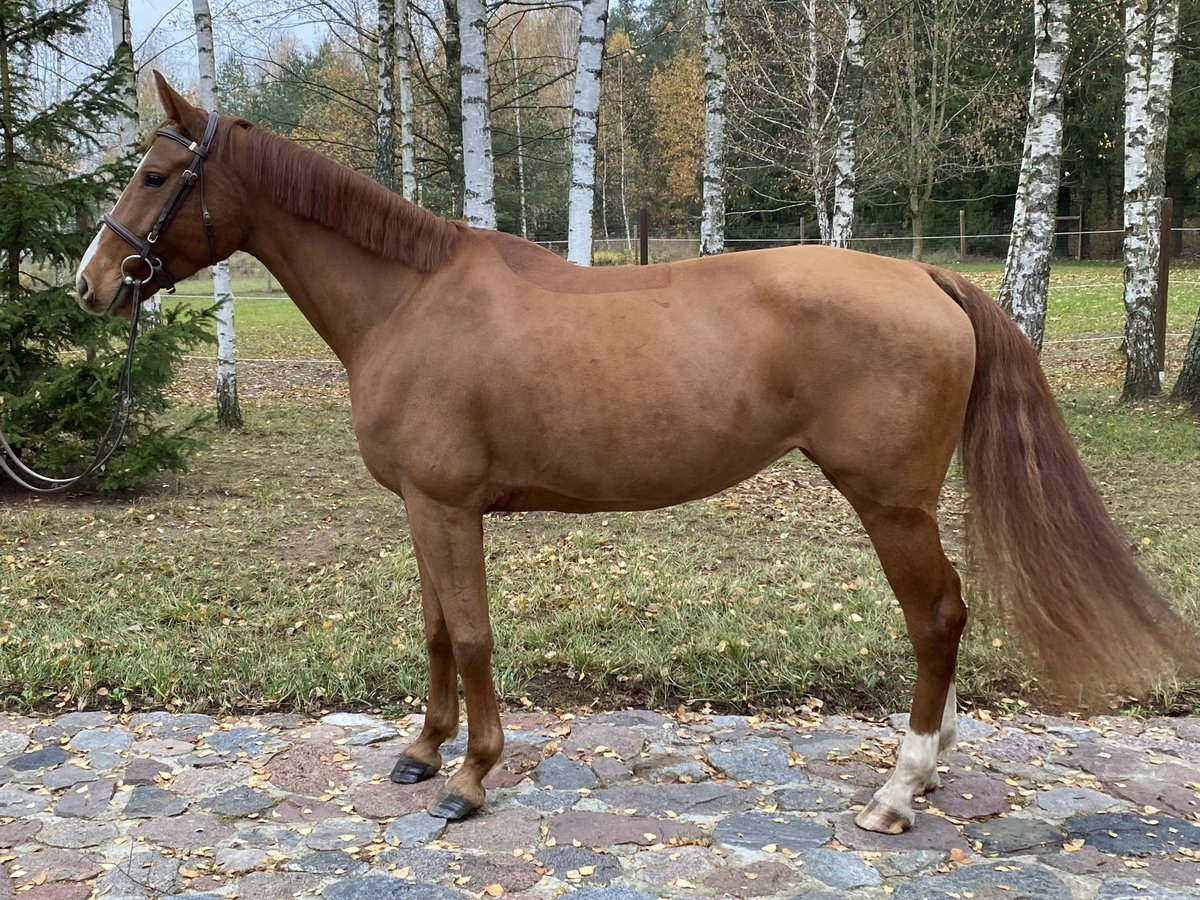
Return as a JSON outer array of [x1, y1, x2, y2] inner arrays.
[[828, 0, 862, 248], [699, 0, 726, 256], [1172, 311, 1200, 413], [459, 0, 495, 228], [398, 0, 416, 201], [375, 0, 396, 189], [109, 0, 160, 323], [567, 0, 608, 266], [996, 0, 1071, 352], [194, 0, 242, 429], [1121, 0, 1179, 400]]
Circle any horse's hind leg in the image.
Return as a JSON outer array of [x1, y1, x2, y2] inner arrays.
[[392, 542, 461, 785], [841, 493, 966, 834]]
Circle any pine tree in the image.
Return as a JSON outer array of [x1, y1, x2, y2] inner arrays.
[[0, 0, 211, 490]]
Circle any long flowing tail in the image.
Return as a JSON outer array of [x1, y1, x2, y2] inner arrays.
[[923, 265, 1197, 699]]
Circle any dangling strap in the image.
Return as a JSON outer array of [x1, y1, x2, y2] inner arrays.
[[0, 284, 143, 494]]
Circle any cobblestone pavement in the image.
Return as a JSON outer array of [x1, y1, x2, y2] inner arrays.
[[1, 707, 1198, 899]]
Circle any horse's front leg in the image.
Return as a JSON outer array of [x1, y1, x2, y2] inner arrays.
[[401, 493, 503, 820], [391, 543, 461, 784]]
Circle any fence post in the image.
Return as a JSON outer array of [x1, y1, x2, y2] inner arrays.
[[1156, 196, 1171, 373], [958, 209, 967, 262], [638, 208, 648, 266]]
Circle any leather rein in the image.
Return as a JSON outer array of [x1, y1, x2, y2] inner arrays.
[[0, 111, 220, 494]]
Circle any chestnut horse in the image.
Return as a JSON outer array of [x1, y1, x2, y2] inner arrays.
[[77, 75, 1193, 833]]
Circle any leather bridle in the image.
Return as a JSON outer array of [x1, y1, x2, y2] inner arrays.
[[0, 111, 221, 494], [102, 109, 221, 303]]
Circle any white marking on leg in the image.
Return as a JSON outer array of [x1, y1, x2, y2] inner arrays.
[[940, 683, 958, 752], [858, 731, 940, 832]]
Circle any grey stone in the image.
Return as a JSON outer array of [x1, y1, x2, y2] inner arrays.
[[14, 846, 103, 883], [770, 784, 851, 812], [0, 731, 30, 758], [257, 713, 307, 728], [707, 736, 805, 784], [373, 848, 460, 882], [216, 847, 269, 875], [591, 755, 634, 783], [203, 726, 278, 758], [54, 776, 115, 818], [565, 891, 657, 900], [513, 788, 582, 812], [384, 811, 447, 847], [34, 712, 114, 740], [832, 812, 970, 852], [303, 817, 380, 850], [281, 850, 370, 876], [589, 781, 756, 817], [91, 850, 180, 897], [546, 810, 704, 848], [324, 879, 462, 900], [37, 820, 117, 849], [0, 819, 40, 846], [798, 848, 882, 889], [894, 861, 1071, 899], [565, 723, 648, 759], [67, 727, 133, 753], [321, 712, 380, 728], [1095, 878, 1200, 900], [630, 845, 720, 886], [8, 747, 71, 771], [0, 783, 53, 816], [130, 812, 233, 850], [1033, 786, 1122, 817], [347, 724, 401, 745], [208, 784, 274, 817], [123, 785, 188, 818], [121, 757, 172, 786], [536, 845, 623, 884], [1064, 812, 1200, 856], [874, 851, 945, 877], [629, 753, 703, 783], [42, 765, 97, 791], [450, 806, 545, 851], [788, 730, 869, 760], [129, 712, 215, 741], [227, 872, 323, 900], [532, 755, 599, 790], [965, 817, 1064, 856], [713, 811, 832, 851]]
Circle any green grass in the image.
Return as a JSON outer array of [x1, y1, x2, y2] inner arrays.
[[2, 259, 1198, 717]]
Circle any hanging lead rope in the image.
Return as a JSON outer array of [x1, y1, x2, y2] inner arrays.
[[0, 281, 143, 494]]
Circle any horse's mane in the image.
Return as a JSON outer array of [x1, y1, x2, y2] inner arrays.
[[212, 119, 461, 273]]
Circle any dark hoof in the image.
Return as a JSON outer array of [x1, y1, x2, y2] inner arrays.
[[390, 755, 438, 785], [429, 791, 480, 821]]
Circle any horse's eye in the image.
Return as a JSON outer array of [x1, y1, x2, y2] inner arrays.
[[145, 173, 167, 187]]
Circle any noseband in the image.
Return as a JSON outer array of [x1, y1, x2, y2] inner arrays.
[[0, 111, 221, 494], [101, 109, 221, 301]]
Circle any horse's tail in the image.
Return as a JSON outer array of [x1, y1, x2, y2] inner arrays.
[[923, 265, 1197, 699]]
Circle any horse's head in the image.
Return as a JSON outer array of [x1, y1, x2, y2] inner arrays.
[[76, 72, 245, 316]]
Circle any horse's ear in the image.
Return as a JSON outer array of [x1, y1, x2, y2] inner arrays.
[[152, 70, 208, 137]]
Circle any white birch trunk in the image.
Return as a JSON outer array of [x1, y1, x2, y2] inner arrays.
[[997, 0, 1070, 352], [1121, 0, 1178, 399], [193, 0, 242, 429], [699, 0, 727, 256], [375, 0, 396, 189], [806, 0, 830, 243], [828, 0, 862, 248], [458, 0, 495, 229], [108, 0, 160, 324], [567, 0, 609, 266], [398, 0, 417, 201], [511, 36, 528, 238]]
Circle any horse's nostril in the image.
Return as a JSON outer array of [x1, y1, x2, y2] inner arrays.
[[75, 275, 91, 301]]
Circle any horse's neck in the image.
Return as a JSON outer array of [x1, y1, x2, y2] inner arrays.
[[241, 204, 425, 368]]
